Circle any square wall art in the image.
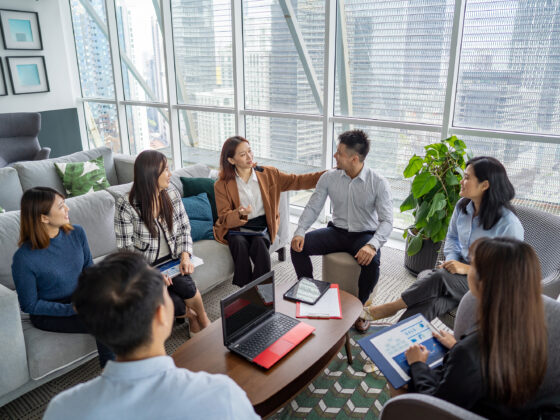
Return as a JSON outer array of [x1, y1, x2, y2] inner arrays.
[[6, 56, 49, 94], [0, 9, 43, 50]]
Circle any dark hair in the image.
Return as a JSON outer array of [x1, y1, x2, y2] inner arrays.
[[72, 251, 166, 357], [19, 187, 73, 249], [470, 237, 546, 406], [129, 150, 173, 237], [458, 156, 515, 230], [219, 136, 250, 181], [338, 129, 370, 162]]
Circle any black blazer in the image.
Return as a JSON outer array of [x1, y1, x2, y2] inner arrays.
[[409, 332, 560, 420]]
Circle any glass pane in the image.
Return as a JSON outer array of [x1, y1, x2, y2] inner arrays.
[[333, 124, 442, 229], [171, 0, 234, 106], [126, 105, 171, 158], [115, 0, 168, 102], [179, 110, 236, 166], [83, 102, 121, 152], [70, 0, 115, 98], [455, 0, 560, 134], [243, 0, 325, 114], [335, 0, 455, 124], [245, 116, 323, 207], [462, 136, 560, 214]]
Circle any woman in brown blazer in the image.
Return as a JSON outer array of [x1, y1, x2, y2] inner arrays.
[[214, 136, 324, 287]]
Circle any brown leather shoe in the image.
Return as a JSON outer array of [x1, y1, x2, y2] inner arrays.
[[354, 318, 370, 334]]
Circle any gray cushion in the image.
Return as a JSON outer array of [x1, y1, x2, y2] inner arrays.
[[105, 182, 132, 199], [0, 167, 23, 211], [0, 285, 28, 395], [13, 146, 118, 194], [22, 318, 96, 380], [67, 190, 117, 259], [0, 211, 21, 290], [170, 163, 211, 195], [191, 240, 234, 294]]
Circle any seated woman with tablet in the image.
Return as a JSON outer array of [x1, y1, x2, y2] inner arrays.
[[403, 237, 558, 418]]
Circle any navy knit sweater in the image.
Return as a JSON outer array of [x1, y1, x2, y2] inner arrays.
[[11, 225, 93, 317]]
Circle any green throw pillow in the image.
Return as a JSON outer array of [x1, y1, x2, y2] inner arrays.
[[54, 156, 110, 198], [0, 205, 4, 213], [180, 177, 217, 222]]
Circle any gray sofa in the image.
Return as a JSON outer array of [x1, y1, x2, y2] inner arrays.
[[0, 147, 290, 406]]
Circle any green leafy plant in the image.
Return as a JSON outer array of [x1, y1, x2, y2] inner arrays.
[[401, 136, 470, 256]]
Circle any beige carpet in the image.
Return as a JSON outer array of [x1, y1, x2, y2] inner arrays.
[[0, 246, 415, 420]]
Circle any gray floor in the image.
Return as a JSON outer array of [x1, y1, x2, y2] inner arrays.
[[0, 244, 416, 420]]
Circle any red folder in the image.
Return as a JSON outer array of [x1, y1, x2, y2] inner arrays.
[[296, 284, 342, 319]]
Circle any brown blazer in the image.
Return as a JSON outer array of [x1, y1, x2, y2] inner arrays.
[[213, 166, 325, 245]]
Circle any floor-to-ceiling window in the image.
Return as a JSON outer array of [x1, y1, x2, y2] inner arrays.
[[70, 0, 560, 228]]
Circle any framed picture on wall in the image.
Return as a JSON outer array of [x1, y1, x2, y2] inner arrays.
[[6, 56, 49, 94], [0, 62, 7, 96], [0, 9, 43, 50]]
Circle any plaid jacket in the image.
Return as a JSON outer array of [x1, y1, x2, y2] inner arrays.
[[114, 186, 192, 264]]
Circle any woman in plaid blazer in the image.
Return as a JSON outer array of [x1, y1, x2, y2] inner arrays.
[[115, 150, 210, 332]]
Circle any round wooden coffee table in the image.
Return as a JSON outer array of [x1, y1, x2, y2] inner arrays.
[[172, 279, 362, 417]]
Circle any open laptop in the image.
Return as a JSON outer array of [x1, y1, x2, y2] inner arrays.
[[221, 271, 315, 369]]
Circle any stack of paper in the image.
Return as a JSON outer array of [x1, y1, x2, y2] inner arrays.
[[297, 286, 342, 319]]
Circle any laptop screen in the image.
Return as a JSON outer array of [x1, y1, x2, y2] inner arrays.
[[222, 271, 275, 344]]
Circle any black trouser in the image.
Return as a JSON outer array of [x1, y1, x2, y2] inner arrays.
[[168, 274, 198, 317], [30, 314, 115, 368], [399, 268, 469, 322], [153, 256, 198, 317], [226, 233, 271, 287], [291, 222, 381, 304]]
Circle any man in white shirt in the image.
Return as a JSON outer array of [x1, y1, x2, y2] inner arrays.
[[291, 130, 393, 333], [43, 251, 258, 420]]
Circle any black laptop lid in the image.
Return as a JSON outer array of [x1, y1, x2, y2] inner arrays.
[[221, 271, 275, 346]]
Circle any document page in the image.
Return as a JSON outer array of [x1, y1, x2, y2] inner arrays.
[[298, 287, 341, 318], [369, 316, 445, 382]]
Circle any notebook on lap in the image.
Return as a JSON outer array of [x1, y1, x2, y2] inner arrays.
[[220, 271, 315, 369]]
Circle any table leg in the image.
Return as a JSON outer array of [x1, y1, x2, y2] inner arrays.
[[345, 331, 353, 365]]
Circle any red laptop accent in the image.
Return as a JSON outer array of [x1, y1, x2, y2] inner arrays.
[[221, 271, 315, 369]]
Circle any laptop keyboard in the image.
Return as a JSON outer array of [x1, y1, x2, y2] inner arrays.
[[234, 315, 300, 359]]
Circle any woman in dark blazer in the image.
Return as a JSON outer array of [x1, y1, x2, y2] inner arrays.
[[214, 136, 324, 287], [404, 237, 556, 419]]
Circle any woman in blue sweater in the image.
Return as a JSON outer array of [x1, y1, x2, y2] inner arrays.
[[11, 187, 114, 367]]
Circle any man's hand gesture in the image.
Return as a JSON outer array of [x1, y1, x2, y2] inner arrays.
[[354, 244, 376, 266]]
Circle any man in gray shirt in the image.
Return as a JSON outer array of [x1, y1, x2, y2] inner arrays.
[[291, 130, 393, 332]]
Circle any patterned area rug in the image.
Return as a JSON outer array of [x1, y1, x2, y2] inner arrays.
[[271, 325, 391, 420], [0, 245, 415, 420]]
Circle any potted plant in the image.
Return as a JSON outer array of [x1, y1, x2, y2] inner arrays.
[[400, 136, 470, 274]]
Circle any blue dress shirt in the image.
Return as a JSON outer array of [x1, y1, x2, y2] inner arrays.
[[43, 356, 259, 420], [294, 167, 394, 251], [444, 200, 524, 263]]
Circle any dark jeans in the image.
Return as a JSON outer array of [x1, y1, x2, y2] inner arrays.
[[291, 222, 381, 304], [226, 233, 271, 287], [30, 314, 115, 368], [168, 274, 198, 317], [399, 268, 469, 322]]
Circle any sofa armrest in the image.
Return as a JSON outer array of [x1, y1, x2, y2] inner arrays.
[[542, 272, 560, 300], [270, 191, 290, 254], [33, 147, 51, 161], [114, 153, 136, 184], [0, 284, 29, 395]]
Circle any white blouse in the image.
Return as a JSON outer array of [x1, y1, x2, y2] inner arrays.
[[235, 169, 265, 219]]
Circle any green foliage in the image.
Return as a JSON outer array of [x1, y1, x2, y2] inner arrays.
[[400, 136, 469, 256]]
